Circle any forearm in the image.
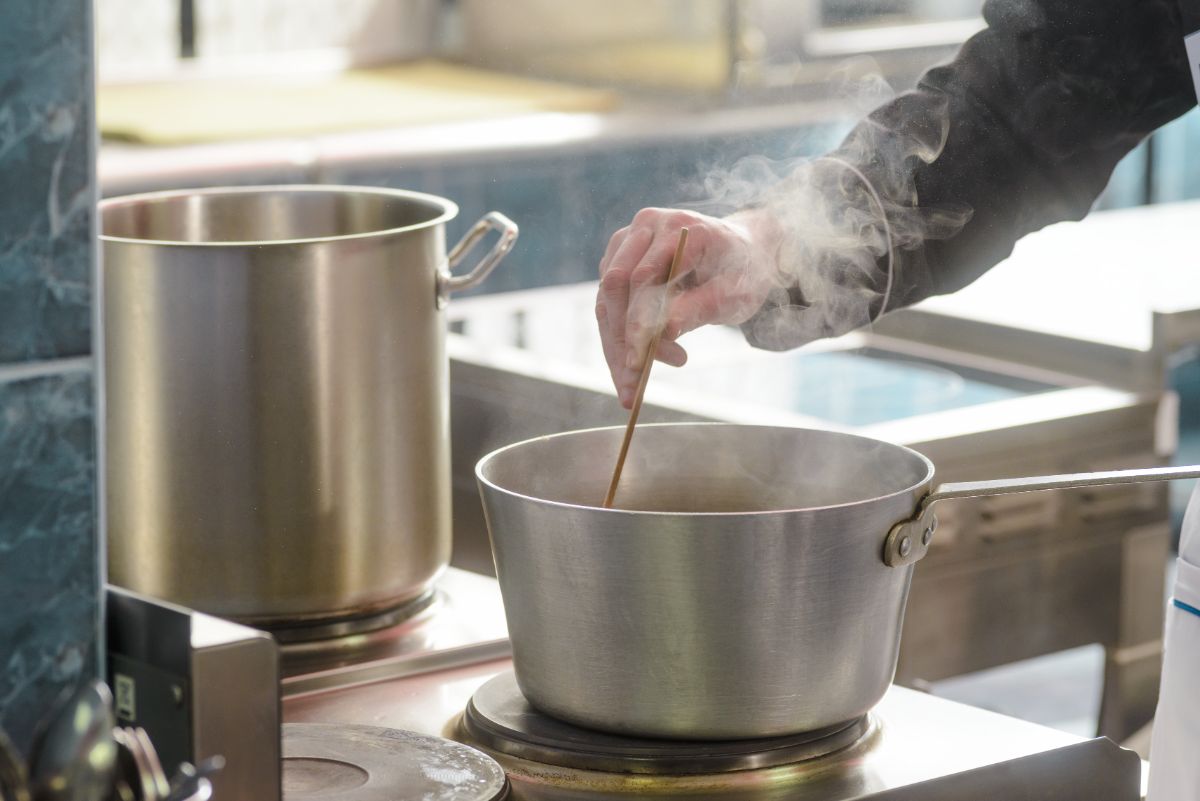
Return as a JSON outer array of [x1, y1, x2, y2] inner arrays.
[[744, 0, 1196, 350], [888, 0, 1195, 303]]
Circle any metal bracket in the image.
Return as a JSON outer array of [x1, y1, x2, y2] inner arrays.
[[883, 508, 937, 568]]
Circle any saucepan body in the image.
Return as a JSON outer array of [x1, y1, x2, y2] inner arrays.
[[476, 423, 934, 739]]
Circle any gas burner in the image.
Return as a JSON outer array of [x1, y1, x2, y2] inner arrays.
[[279, 591, 440, 666], [272, 590, 438, 645], [283, 723, 509, 801], [459, 672, 872, 775], [279, 568, 511, 697]]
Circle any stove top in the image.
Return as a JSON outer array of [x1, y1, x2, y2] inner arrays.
[[459, 672, 871, 774], [280, 568, 510, 698], [284, 657, 1144, 800], [283, 722, 509, 801]]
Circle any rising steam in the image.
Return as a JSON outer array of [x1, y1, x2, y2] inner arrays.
[[680, 68, 974, 351]]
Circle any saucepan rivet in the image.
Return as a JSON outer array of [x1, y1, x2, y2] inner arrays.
[[922, 527, 934, 546], [898, 536, 912, 558]]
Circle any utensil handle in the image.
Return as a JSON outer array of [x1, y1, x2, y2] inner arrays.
[[437, 211, 519, 307], [883, 464, 1200, 568]]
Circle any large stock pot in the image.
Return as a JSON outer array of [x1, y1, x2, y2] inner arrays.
[[476, 422, 1200, 739], [103, 185, 517, 632]]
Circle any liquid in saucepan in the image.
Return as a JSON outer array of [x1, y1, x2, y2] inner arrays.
[[555, 477, 862, 513]]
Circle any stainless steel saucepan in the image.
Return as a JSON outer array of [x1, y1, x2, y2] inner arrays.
[[476, 422, 1200, 740]]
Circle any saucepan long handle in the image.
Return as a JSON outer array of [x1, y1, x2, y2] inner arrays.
[[883, 464, 1200, 568], [924, 464, 1200, 511]]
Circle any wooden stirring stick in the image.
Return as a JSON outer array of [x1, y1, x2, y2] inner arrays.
[[603, 227, 689, 508]]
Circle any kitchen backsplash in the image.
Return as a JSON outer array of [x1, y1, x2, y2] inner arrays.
[[0, 0, 100, 754], [324, 122, 853, 296]]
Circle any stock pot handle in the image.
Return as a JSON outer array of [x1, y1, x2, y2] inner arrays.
[[437, 212, 519, 308], [882, 463, 1200, 568]]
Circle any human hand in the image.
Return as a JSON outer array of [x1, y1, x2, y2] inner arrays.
[[595, 207, 782, 408]]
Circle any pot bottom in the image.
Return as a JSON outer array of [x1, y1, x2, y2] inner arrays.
[[261, 588, 438, 644], [461, 671, 874, 774]]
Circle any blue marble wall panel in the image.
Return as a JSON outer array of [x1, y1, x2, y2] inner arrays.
[[0, 0, 95, 363], [0, 0, 99, 757], [0, 367, 97, 753]]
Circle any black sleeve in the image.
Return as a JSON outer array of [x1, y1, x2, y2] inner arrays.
[[743, 0, 1198, 350]]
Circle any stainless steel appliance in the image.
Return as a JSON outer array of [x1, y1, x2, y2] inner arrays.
[[282, 655, 1145, 800], [103, 570, 509, 800], [445, 282, 1174, 741], [100, 185, 517, 633], [106, 585, 280, 801]]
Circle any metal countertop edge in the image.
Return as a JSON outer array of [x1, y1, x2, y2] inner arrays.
[[280, 638, 512, 700]]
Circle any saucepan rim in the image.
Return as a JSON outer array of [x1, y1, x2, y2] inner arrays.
[[475, 421, 936, 518], [99, 183, 459, 247]]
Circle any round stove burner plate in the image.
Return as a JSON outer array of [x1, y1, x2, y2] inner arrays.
[[461, 672, 871, 775], [283, 723, 508, 801], [273, 590, 437, 645]]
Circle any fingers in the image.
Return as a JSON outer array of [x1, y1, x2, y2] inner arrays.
[[603, 336, 688, 409], [596, 208, 730, 405], [594, 298, 628, 403], [598, 225, 628, 276], [598, 208, 695, 400], [606, 338, 688, 409], [624, 246, 684, 370], [624, 219, 707, 370], [655, 338, 687, 367], [597, 225, 654, 402]]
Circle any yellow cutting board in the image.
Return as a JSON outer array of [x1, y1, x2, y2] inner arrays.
[[98, 60, 619, 145], [512, 41, 730, 92]]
